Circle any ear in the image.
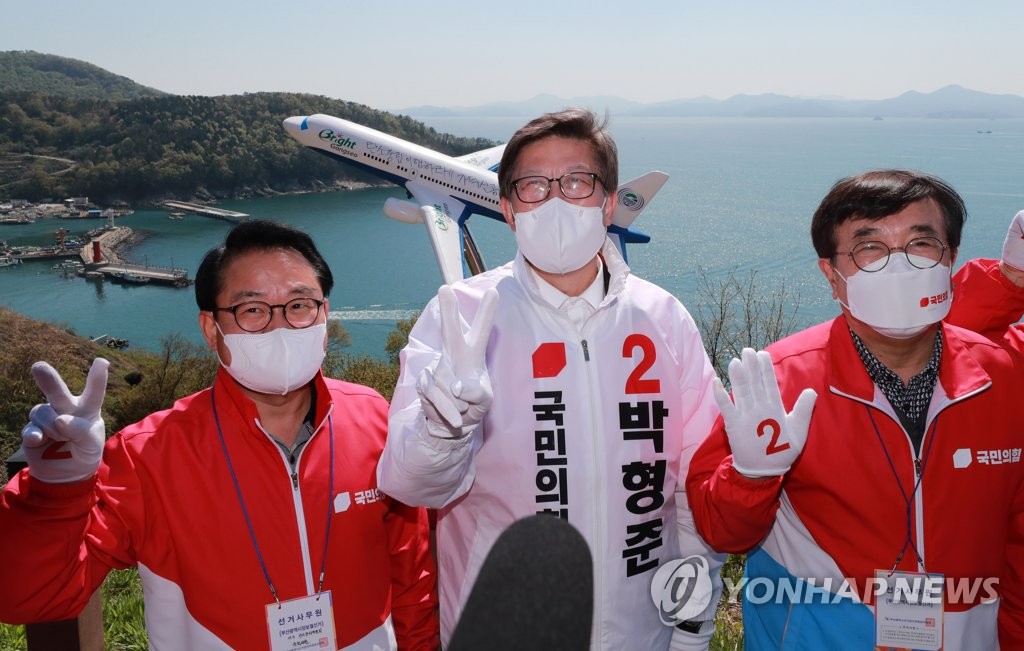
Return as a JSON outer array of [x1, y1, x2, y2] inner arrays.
[[818, 258, 840, 299], [198, 311, 219, 351], [603, 192, 618, 228], [500, 197, 517, 231]]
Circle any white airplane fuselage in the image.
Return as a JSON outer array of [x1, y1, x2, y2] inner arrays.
[[283, 114, 504, 223]]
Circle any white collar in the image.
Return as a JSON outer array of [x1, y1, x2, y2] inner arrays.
[[531, 256, 606, 311]]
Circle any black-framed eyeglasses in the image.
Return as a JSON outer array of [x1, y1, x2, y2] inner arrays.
[[212, 297, 324, 332], [511, 172, 603, 203], [835, 236, 948, 272]]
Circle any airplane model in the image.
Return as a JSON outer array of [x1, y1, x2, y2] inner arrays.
[[282, 113, 668, 284]]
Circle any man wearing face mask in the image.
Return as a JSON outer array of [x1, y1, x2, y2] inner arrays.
[[687, 170, 1024, 649], [378, 108, 725, 650], [0, 220, 439, 650]]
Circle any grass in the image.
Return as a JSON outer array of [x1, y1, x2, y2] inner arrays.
[[0, 569, 149, 651], [710, 554, 746, 650]]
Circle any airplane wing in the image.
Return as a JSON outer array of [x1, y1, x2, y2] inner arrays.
[[405, 180, 468, 284], [456, 144, 506, 172]]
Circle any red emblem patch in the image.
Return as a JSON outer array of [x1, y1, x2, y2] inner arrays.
[[532, 342, 567, 378]]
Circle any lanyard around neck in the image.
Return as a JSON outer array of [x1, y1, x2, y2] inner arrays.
[[865, 405, 939, 574], [211, 386, 335, 604]]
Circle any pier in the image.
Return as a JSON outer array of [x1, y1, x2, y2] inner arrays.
[[88, 262, 191, 287], [80, 227, 191, 287], [161, 200, 249, 222]]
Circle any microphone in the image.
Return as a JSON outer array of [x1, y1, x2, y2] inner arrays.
[[448, 514, 594, 651]]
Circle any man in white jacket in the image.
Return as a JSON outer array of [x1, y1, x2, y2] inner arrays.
[[378, 108, 724, 650]]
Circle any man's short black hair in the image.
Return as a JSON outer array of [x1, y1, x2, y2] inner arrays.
[[194, 219, 334, 311], [810, 169, 967, 259]]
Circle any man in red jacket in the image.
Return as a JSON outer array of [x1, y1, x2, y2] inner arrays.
[[0, 220, 439, 650], [688, 170, 1024, 650]]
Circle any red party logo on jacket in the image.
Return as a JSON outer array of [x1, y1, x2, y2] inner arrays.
[[532, 342, 567, 378]]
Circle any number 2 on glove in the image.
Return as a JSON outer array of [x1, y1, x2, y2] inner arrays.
[[757, 418, 790, 456], [41, 442, 74, 460]]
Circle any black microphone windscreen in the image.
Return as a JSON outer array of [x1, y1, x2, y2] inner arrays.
[[448, 514, 594, 651]]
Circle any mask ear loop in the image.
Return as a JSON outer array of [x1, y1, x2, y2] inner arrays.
[[213, 320, 231, 368], [828, 258, 852, 310]]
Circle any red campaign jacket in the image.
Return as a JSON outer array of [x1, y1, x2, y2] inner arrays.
[[948, 257, 1024, 347], [0, 368, 438, 651], [687, 317, 1024, 648]]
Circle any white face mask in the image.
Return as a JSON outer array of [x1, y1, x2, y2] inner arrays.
[[217, 322, 327, 395], [836, 253, 953, 339], [513, 197, 608, 274]]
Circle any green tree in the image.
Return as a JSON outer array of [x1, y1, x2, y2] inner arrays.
[[103, 334, 218, 432]]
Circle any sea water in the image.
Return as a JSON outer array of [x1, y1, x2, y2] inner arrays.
[[1, 117, 1022, 359]]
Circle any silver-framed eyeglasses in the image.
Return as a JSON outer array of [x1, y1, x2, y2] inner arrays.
[[836, 236, 948, 272], [511, 172, 603, 203], [213, 297, 324, 332]]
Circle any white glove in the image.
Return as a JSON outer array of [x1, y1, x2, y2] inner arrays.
[[417, 286, 498, 439], [712, 348, 815, 478], [1002, 209, 1024, 272], [22, 358, 109, 483]]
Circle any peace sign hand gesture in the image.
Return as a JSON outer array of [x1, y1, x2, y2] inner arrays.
[[417, 286, 498, 439], [712, 348, 816, 478], [22, 358, 109, 483]]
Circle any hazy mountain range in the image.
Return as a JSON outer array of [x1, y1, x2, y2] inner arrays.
[[398, 85, 1024, 120], [3, 51, 1022, 120]]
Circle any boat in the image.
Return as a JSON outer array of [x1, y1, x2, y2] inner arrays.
[[168, 211, 185, 220], [52, 259, 84, 271], [110, 271, 151, 285], [0, 255, 20, 267]]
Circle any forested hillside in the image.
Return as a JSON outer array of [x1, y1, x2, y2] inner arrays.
[[0, 52, 497, 204], [0, 50, 165, 100]]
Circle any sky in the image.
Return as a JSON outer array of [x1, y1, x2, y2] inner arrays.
[[5, 0, 1024, 112]]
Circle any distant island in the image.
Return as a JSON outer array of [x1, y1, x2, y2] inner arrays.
[[396, 85, 1024, 120]]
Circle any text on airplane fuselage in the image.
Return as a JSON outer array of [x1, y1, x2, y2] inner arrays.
[[316, 128, 498, 199]]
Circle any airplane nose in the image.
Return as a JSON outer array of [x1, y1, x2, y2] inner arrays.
[[282, 116, 309, 137]]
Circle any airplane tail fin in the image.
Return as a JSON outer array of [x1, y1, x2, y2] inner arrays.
[[607, 171, 667, 263], [610, 171, 669, 228]]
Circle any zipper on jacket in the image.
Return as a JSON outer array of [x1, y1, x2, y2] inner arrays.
[[290, 453, 300, 489], [582, 339, 590, 361], [914, 456, 922, 477]]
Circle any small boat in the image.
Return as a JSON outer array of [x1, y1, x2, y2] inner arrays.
[[0, 255, 20, 267], [168, 211, 185, 220], [52, 260, 84, 270], [110, 271, 151, 285]]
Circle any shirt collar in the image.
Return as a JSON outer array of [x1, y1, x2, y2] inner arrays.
[[850, 328, 942, 414], [531, 255, 606, 311]]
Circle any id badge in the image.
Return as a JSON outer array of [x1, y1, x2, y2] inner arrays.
[[266, 591, 337, 651], [874, 570, 944, 651]]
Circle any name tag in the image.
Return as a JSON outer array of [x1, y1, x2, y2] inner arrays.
[[874, 570, 943, 651], [266, 592, 337, 651]]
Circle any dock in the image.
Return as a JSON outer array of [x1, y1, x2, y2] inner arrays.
[[88, 262, 192, 287], [77, 227, 191, 287], [161, 200, 249, 223]]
